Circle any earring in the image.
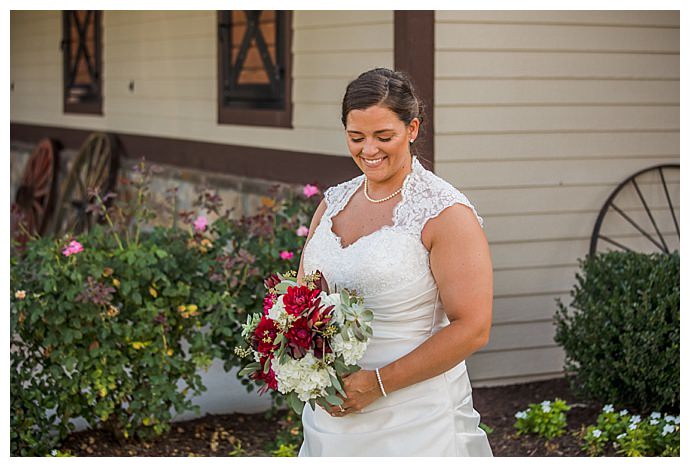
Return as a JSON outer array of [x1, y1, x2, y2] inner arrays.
[[410, 139, 414, 143]]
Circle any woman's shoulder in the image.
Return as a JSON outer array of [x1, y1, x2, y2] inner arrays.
[[323, 173, 364, 208], [407, 158, 484, 229]]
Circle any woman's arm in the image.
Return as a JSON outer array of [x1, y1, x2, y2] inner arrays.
[[296, 198, 327, 285], [339, 203, 493, 412], [378, 203, 493, 393]]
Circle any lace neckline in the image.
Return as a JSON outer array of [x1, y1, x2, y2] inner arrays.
[[328, 156, 421, 250]]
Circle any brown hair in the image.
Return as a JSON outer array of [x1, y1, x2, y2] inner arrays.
[[341, 68, 426, 155]]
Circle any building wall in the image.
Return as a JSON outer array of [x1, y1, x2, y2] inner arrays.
[[10, 10, 392, 157], [434, 10, 680, 386]]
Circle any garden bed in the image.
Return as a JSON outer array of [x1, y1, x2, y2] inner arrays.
[[57, 377, 619, 457]]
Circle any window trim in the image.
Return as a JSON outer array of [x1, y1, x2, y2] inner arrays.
[[62, 10, 103, 115], [217, 10, 293, 128]]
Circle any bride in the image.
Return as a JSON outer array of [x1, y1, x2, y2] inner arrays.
[[296, 68, 494, 456]]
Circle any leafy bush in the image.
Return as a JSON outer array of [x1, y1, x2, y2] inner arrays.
[[554, 251, 680, 414], [514, 398, 571, 439], [10, 162, 321, 456], [582, 405, 680, 456]]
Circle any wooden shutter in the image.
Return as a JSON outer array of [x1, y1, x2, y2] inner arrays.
[[63, 11, 102, 114]]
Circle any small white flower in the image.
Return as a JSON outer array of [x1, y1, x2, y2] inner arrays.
[[603, 404, 614, 413], [542, 406, 552, 413], [664, 415, 675, 423], [650, 412, 661, 419], [515, 411, 528, 419], [592, 429, 602, 438], [541, 400, 551, 407], [673, 416, 680, 425], [662, 424, 675, 436], [617, 433, 626, 440], [619, 409, 629, 416], [650, 419, 659, 426], [630, 415, 641, 424], [629, 423, 637, 431], [51, 450, 57, 456]]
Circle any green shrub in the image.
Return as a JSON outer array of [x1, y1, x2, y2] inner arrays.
[[514, 398, 571, 439], [582, 405, 680, 456], [10, 162, 321, 456], [554, 251, 680, 414]]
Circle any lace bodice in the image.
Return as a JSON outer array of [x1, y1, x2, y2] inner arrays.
[[302, 156, 484, 297]]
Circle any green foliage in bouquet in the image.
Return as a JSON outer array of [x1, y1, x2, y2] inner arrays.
[[10, 162, 231, 455], [554, 251, 679, 414], [514, 398, 571, 439]]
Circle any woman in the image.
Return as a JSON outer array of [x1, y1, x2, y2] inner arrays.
[[296, 68, 493, 456]]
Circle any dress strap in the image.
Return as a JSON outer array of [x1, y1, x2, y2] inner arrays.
[[323, 175, 364, 219]]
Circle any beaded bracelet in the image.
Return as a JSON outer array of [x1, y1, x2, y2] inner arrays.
[[375, 368, 388, 397]]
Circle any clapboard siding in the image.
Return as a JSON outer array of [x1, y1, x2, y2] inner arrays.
[[436, 10, 680, 385], [10, 10, 391, 156]]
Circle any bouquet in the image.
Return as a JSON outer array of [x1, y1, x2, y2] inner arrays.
[[235, 270, 374, 414]]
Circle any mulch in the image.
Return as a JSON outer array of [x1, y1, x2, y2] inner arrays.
[[57, 377, 616, 457]]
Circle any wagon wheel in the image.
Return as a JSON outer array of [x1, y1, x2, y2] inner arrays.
[[590, 164, 679, 257], [12, 138, 59, 242], [49, 132, 119, 236]]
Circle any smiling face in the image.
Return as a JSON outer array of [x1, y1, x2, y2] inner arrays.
[[345, 104, 419, 186]]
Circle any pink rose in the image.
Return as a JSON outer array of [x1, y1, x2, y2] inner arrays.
[[193, 215, 208, 232], [280, 250, 294, 260], [296, 225, 309, 237], [62, 240, 84, 256], [303, 184, 319, 198]]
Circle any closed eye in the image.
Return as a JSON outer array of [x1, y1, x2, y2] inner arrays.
[[350, 138, 392, 143]]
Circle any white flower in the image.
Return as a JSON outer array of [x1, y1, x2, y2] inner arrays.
[[515, 411, 528, 419], [650, 412, 661, 419], [592, 429, 602, 438], [51, 450, 57, 456], [650, 419, 660, 426], [662, 424, 675, 436], [603, 404, 614, 413], [542, 406, 552, 413], [271, 351, 336, 402], [673, 415, 680, 425], [619, 409, 629, 416], [629, 423, 637, 431], [541, 400, 551, 407], [630, 415, 641, 424], [267, 297, 289, 327], [330, 331, 368, 365], [617, 433, 626, 440], [664, 415, 675, 423]]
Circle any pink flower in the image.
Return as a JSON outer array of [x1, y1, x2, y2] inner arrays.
[[280, 250, 294, 260], [62, 240, 84, 257], [193, 215, 208, 232], [303, 184, 319, 198], [296, 225, 309, 237]]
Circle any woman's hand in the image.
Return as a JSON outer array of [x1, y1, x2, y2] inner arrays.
[[320, 370, 382, 417]]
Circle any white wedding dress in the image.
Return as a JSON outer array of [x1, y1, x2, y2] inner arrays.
[[298, 156, 493, 457]]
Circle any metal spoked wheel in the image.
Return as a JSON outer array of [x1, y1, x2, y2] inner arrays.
[[590, 164, 679, 257], [12, 138, 59, 241]]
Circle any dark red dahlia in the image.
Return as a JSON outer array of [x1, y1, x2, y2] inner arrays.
[[283, 285, 321, 316], [285, 317, 313, 349], [254, 315, 279, 355]]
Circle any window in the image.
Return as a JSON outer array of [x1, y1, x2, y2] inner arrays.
[[217, 11, 292, 127], [62, 11, 102, 115]]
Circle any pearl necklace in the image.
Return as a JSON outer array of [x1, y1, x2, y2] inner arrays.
[[364, 177, 403, 203]]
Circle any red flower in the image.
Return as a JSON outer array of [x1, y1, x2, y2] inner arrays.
[[254, 316, 279, 355], [263, 294, 276, 314], [283, 285, 321, 316], [286, 317, 313, 349], [254, 356, 278, 394]]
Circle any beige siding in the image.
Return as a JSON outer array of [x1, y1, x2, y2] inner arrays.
[[10, 10, 393, 156], [436, 10, 680, 387]]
